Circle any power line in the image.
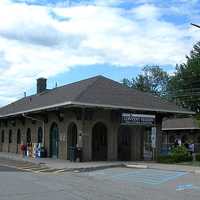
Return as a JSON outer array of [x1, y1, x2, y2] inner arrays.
[[191, 23, 200, 29]]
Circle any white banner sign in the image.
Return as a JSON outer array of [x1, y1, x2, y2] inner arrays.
[[121, 113, 155, 126]]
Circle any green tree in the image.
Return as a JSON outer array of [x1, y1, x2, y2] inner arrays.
[[168, 41, 200, 112], [122, 65, 169, 97]]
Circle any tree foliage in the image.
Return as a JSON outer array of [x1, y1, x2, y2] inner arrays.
[[122, 65, 169, 97], [122, 41, 200, 113], [168, 41, 200, 113]]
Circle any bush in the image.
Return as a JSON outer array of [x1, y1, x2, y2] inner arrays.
[[196, 153, 200, 161], [158, 146, 193, 163], [171, 146, 192, 163], [158, 155, 174, 163]]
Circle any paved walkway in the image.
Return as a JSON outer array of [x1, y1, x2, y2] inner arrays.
[[0, 152, 123, 170], [0, 152, 200, 173], [131, 161, 200, 174]]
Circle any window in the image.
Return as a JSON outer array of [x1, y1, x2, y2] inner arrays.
[[9, 130, 12, 144], [1, 130, 4, 143], [182, 135, 187, 144], [37, 127, 43, 143], [26, 128, 31, 144], [169, 135, 175, 143], [197, 136, 200, 143]]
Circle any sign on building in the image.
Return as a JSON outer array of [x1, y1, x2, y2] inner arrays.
[[121, 113, 155, 126]]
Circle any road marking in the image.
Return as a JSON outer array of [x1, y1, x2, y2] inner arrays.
[[176, 184, 200, 191], [86, 168, 189, 185]]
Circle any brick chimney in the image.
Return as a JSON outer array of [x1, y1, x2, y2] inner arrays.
[[37, 78, 47, 94]]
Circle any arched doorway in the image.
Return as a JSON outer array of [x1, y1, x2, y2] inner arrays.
[[17, 129, 21, 153], [50, 123, 59, 158], [118, 126, 131, 161], [92, 122, 107, 161], [37, 127, 43, 144], [67, 122, 77, 160]]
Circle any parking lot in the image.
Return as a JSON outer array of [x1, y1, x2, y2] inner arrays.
[[1, 163, 200, 200], [82, 167, 188, 186]]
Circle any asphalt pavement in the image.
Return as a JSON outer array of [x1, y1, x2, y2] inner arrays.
[[0, 165, 23, 172], [0, 162, 200, 200]]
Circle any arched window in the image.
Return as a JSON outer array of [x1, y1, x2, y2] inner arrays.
[[37, 127, 43, 143], [1, 130, 4, 143], [17, 129, 21, 144], [9, 130, 12, 144], [26, 128, 31, 144]]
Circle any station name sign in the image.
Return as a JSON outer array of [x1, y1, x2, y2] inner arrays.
[[121, 113, 155, 126]]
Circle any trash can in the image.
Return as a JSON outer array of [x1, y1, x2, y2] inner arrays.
[[76, 147, 82, 162], [40, 147, 47, 158], [69, 146, 77, 162]]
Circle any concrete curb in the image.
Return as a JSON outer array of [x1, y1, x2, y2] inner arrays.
[[140, 164, 200, 174], [125, 164, 148, 169]]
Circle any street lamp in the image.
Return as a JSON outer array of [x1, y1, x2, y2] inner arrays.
[[191, 23, 200, 28]]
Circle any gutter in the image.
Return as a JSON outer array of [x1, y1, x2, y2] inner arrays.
[[162, 127, 200, 131], [0, 101, 195, 118]]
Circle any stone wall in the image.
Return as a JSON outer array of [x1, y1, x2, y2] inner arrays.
[[0, 108, 162, 161]]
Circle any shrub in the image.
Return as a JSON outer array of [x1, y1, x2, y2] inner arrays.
[[158, 155, 174, 163], [170, 146, 191, 162], [158, 146, 193, 163], [196, 153, 200, 161], [170, 145, 188, 155]]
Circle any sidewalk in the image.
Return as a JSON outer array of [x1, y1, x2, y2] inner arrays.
[[126, 161, 200, 174], [0, 152, 123, 170], [0, 152, 200, 173]]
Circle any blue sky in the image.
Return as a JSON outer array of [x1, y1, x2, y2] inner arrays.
[[0, 0, 199, 105]]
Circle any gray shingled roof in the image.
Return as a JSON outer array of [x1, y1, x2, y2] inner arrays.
[[162, 118, 200, 130], [0, 75, 194, 118]]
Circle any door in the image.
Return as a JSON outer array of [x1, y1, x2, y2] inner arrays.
[[67, 123, 77, 160], [50, 123, 59, 158], [92, 122, 107, 161], [118, 126, 131, 161]]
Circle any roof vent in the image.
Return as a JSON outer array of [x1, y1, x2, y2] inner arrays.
[[37, 78, 47, 94]]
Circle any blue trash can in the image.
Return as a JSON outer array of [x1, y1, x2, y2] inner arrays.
[[69, 146, 77, 162]]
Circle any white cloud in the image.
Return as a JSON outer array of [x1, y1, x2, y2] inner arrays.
[[0, 0, 199, 105]]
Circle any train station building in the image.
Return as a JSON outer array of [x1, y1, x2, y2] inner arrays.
[[0, 76, 194, 161]]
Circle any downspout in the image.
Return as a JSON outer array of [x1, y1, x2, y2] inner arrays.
[[22, 113, 45, 147]]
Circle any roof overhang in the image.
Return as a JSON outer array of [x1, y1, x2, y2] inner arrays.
[[0, 101, 195, 118]]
